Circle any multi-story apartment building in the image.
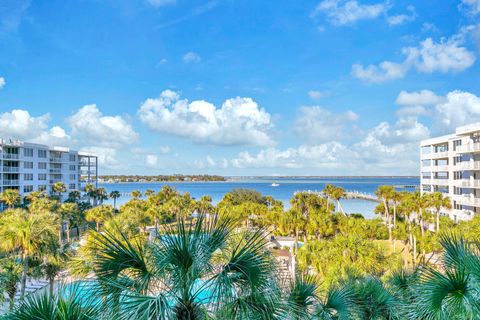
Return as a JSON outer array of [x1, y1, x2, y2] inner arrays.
[[420, 123, 480, 222], [0, 138, 98, 198]]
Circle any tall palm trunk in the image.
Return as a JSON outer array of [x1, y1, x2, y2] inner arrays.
[[403, 240, 409, 269], [20, 251, 28, 300], [66, 221, 71, 243], [336, 199, 345, 215], [436, 209, 440, 232], [49, 276, 55, 295], [294, 228, 299, 255]]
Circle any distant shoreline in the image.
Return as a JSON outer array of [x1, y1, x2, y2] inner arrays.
[[98, 176, 420, 184]]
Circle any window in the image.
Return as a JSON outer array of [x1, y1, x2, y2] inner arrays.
[[38, 162, 47, 169], [69, 154, 76, 161], [24, 185, 33, 193], [69, 174, 76, 181], [38, 185, 47, 191], [69, 183, 76, 190], [38, 150, 47, 158], [24, 173, 33, 181], [453, 139, 462, 151], [23, 148, 33, 157], [38, 173, 47, 181], [69, 165, 76, 171], [24, 161, 33, 169]]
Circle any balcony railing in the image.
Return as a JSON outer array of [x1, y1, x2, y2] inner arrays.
[[422, 178, 449, 185], [49, 157, 63, 162], [3, 180, 19, 186], [453, 195, 480, 207], [458, 143, 480, 153], [2, 153, 19, 160], [2, 167, 19, 173], [430, 165, 449, 172], [49, 169, 62, 173], [455, 161, 480, 170], [454, 179, 480, 188]]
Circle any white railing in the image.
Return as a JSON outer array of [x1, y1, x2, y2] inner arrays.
[[424, 178, 449, 185], [430, 165, 449, 172], [2, 153, 19, 159], [455, 179, 480, 188], [430, 151, 449, 159], [2, 167, 19, 173], [453, 195, 480, 207], [458, 143, 480, 153], [49, 169, 62, 173], [3, 180, 19, 186], [455, 161, 480, 170]]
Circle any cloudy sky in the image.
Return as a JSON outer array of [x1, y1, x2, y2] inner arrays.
[[1, 0, 480, 176]]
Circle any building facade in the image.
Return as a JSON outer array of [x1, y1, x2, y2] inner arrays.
[[420, 123, 480, 222], [0, 138, 98, 198]]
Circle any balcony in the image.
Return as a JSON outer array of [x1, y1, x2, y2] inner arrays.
[[2, 167, 19, 173], [455, 161, 480, 171], [430, 165, 449, 172], [422, 178, 449, 185], [454, 179, 480, 188], [49, 168, 62, 173], [2, 153, 19, 160], [457, 143, 480, 154], [3, 180, 19, 186], [453, 195, 480, 207]]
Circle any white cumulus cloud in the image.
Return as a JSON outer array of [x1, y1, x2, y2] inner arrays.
[[67, 104, 139, 148], [396, 90, 446, 106], [353, 30, 476, 83], [146, 154, 158, 167], [351, 61, 408, 83], [182, 52, 201, 63], [294, 106, 358, 143], [147, 0, 176, 7], [308, 90, 330, 99], [386, 5, 416, 26], [138, 90, 275, 146], [459, 0, 480, 15], [312, 0, 388, 26], [0, 77, 5, 89]]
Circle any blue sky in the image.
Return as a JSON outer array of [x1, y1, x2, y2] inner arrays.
[[1, 0, 480, 175]]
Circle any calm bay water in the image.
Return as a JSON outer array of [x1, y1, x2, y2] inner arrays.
[[98, 177, 419, 219]]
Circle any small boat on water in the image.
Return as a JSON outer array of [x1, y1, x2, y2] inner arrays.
[[271, 183, 280, 187]]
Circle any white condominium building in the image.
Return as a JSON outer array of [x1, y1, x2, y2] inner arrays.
[[0, 138, 98, 198], [420, 123, 480, 222]]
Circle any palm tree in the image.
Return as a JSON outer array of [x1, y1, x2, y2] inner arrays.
[[96, 187, 108, 205], [409, 234, 480, 318], [52, 181, 67, 200], [144, 189, 155, 198], [4, 283, 102, 319], [0, 257, 22, 310], [85, 183, 98, 206], [60, 202, 79, 242], [286, 274, 358, 319], [82, 214, 282, 319], [0, 189, 21, 209], [282, 208, 304, 254], [323, 184, 336, 212], [375, 186, 395, 241], [0, 209, 56, 300], [331, 186, 347, 215], [427, 192, 452, 232], [41, 241, 71, 295], [66, 190, 81, 203], [85, 205, 114, 231], [109, 190, 121, 210], [130, 190, 142, 199]]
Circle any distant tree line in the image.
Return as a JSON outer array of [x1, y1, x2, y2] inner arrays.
[[99, 174, 226, 182]]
